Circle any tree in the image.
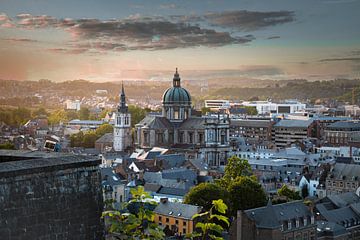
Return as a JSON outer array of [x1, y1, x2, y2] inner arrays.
[[79, 107, 90, 120], [33, 107, 48, 117], [301, 184, 309, 199], [278, 184, 301, 201], [70, 131, 84, 147], [95, 123, 113, 138], [221, 156, 252, 187], [0, 142, 15, 150], [228, 176, 267, 215], [184, 183, 230, 212], [82, 132, 98, 148], [201, 107, 211, 115], [103, 186, 165, 239], [48, 109, 68, 125], [190, 199, 229, 240], [128, 105, 150, 127]]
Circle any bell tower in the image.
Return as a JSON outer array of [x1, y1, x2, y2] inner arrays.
[[113, 83, 132, 151]]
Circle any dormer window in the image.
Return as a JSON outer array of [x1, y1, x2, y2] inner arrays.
[[296, 219, 299, 228], [304, 218, 307, 226], [288, 221, 292, 230]]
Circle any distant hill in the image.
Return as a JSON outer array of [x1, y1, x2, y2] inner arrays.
[[208, 79, 360, 102]]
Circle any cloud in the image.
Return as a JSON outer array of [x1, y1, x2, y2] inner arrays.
[[160, 3, 177, 9], [267, 36, 280, 40], [2, 10, 297, 52], [0, 12, 15, 28], [2, 38, 38, 43], [319, 57, 360, 62], [67, 19, 255, 51], [203, 10, 295, 31]]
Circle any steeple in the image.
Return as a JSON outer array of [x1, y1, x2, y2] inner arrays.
[[118, 82, 128, 113], [173, 67, 181, 87]]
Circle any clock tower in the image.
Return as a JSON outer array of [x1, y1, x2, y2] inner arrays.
[[113, 83, 132, 152]]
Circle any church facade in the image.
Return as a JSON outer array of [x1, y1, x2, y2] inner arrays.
[[134, 69, 231, 166]]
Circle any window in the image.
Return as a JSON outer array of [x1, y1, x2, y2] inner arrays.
[[166, 218, 169, 223], [159, 216, 162, 221], [183, 228, 186, 234], [183, 221, 186, 226], [175, 220, 179, 225]]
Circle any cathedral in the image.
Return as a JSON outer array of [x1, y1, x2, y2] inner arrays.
[[133, 69, 231, 167]]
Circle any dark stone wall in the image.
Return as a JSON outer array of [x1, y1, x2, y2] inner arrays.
[[0, 154, 104, 240]]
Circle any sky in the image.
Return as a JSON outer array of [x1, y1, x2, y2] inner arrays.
[[0, 0, 360, 82]]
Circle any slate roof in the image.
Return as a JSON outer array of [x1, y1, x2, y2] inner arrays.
[[138, 115, 173, 129], [179, 117, 206, 130], [154, 201, 202, 220], [157, 187, 188, 197], [326, 121, 360, 131], [325, 192, 360, 208], [100, 167, 124, 188], [316, 221, 348, 237], [244, 200, 312, 229], [317, 204, 360, 225], [330, 163, 360, 181], [155, 154, 186, 169], [95, 133, 113, 143], [274, 119, 313, 128], [144, 183, 162, 192]]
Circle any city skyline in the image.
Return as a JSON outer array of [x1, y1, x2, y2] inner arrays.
[[0, 0, 359, 82]]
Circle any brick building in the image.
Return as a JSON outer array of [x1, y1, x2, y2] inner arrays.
[[324, 121, 360, 146], [325, 163, 360, 196]]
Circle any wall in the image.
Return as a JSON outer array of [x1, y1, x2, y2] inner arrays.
[[0, 152, 104, 240]]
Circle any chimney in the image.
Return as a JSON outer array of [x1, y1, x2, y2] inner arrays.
[[160, 198, 168, 204]]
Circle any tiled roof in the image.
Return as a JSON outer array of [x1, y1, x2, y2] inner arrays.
[[326, 121, 360, 131]]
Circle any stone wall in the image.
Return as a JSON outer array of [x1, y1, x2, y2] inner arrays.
[[0, 152, 104, 240]]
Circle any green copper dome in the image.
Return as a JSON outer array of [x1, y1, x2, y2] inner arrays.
[[162, 68, 191, 104]]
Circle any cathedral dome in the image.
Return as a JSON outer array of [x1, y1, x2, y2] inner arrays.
[[162, 68, 191, 104]]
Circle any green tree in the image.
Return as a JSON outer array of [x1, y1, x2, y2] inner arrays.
[[70, 131, 84, 147], [244, 106, 258, 115], [221, 156, 252, 187], [13, 107, 31, 125], [79, 107, 90, 120], [184, 183, 230, 212], [190, 199, 229, 240], [48, 109, 68, 125], [201, 107, 211, 115], [278, 184, 301, 201], [82, 132, 98, 148], [128, 105, 150, 127], [103, 186, 165, 239], [0, 142, 15, 150], [95, 123, 113, 138], [33, 107, 48, 117], [228, 176, 267, 215]]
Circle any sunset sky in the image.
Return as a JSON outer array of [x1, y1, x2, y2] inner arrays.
[[0, 0, 359, 82]]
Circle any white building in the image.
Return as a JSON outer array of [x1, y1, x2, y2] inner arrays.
[[65, 100, 81, 111], [205, 99, 230, 110], [242, 100, 306, 115]]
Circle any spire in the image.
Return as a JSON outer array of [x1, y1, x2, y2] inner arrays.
[[118, 81, 128, 113], [173, 67, 181, 87]]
